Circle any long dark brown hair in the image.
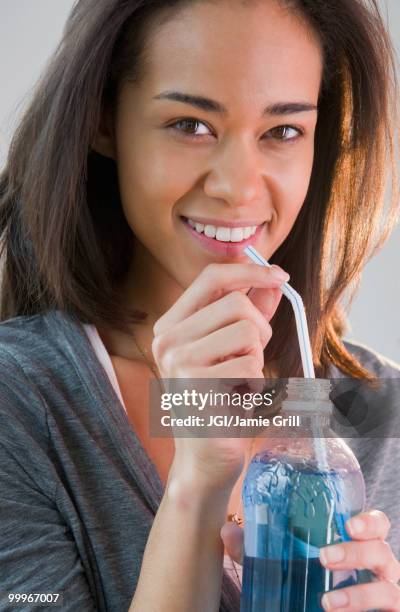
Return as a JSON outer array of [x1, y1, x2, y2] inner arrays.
[[0, 1, 398, 374]]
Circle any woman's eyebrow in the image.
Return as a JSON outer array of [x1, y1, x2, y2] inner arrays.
[[152, 90, 318, 116]]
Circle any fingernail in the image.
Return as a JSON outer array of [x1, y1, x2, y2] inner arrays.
[[347, 517, 364, 535], [269, 266, 290, 283], [321, 590, 349, 610], [320, 545, 345, 564]]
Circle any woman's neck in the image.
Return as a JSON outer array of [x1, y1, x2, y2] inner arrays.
[[119, 240, 184, 323], [100, 241, 183, 360]]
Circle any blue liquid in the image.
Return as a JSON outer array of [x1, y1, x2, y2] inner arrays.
[[241, 554, 372, 611], [241, 453, 372, 611]]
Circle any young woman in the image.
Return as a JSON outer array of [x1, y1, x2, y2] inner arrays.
[[0, 0, 399, 610]]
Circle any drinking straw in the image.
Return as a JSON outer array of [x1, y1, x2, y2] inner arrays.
[[244, 246, 329, 473], [244, 245, 315, 378]]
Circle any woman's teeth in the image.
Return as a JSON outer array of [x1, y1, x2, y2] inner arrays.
[[186, 218, 258, 242]]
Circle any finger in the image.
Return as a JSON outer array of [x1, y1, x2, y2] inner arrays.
[[319, 540, 400, 583], [195, 354, 264, 381], [220, 522, 244, 565], [321, 580, 400, 611], [164, 319, 267, 372], [154, 263, 289, 335], [155, 289, 275, 350], [345, 509, 391, 541], [246, 287, 283, 321]]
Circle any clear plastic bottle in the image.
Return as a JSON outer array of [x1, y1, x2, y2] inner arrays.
[[240, 378, 372, 612]]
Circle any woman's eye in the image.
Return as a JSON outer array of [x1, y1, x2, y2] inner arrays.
[[266, 125, 303, 141], [167, 118, 213, 138], [166, 119, 303, 142]]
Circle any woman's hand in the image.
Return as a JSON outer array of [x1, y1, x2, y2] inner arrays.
[[319, 510, 400, 611], [220, 509, 400, 611], [152, 262, 288, 494]]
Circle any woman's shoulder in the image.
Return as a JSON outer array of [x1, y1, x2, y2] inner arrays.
[[0, 311, 49, 351], [342, 339, 400, 378], [0, 312, 54, 381], [330, 339, 400, 436], [0, 315, 56, 476], [0, 309, 85, 372], [0, 309, 87, 422]]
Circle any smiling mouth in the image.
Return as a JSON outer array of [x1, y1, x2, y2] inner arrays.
[[180, 216, 266, 243]]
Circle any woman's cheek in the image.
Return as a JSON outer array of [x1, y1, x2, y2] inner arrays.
[[269, 162, 309, 212], [140, 147, 201, 205], [267, 162, 313, 247], [282, 148, 314, 205], [117, 154, 191, 227]]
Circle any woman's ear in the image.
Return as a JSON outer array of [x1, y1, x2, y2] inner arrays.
[[91, 105, 116, 160]]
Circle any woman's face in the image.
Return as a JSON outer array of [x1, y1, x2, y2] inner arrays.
[[103, 0, 322, 295]]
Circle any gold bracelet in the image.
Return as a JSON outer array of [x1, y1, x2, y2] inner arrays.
[[227, 512, 244, 526]]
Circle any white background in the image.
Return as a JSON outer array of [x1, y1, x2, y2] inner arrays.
[[0, 0, 399, 362]]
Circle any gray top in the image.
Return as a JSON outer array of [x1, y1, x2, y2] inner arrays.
[[0, 309, 399, 611]]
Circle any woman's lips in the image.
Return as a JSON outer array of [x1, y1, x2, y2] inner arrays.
[[180, 216, 266, 256]]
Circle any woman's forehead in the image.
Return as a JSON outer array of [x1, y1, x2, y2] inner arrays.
[[139, 0, 323, 107]]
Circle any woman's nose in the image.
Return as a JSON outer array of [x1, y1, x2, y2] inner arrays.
[[202, 138, 267, 209]]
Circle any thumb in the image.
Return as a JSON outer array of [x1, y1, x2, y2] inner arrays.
[[247, 286, 283, 321], [220, 521, 244, 565]]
